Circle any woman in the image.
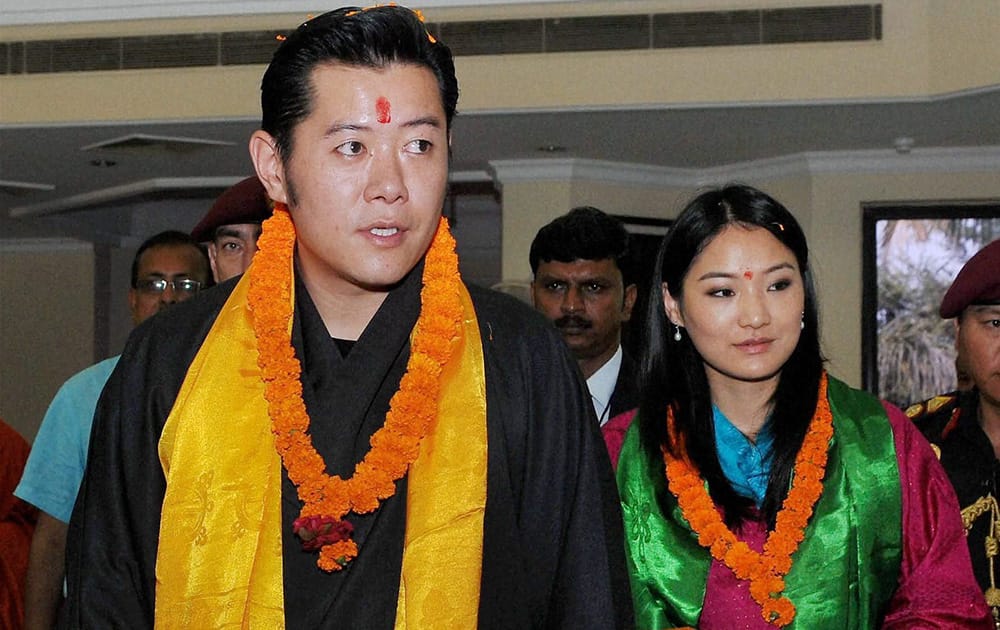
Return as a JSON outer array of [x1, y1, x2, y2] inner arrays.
[[612, 185, 989, 628]]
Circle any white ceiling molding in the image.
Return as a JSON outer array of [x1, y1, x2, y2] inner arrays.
[[488, 158, 693, 190], [491, 146, 1000, 190], [8, 176, 243, 218]]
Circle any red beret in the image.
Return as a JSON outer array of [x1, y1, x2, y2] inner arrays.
[[940, 238, 1000, 318], [191, 176, 273, 242]]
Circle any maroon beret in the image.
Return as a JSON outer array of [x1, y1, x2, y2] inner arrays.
[[940, 238, 1000, 318], [191, 176, 273, 242]]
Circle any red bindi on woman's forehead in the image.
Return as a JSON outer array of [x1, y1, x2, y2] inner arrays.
[[743, 270, 753, 280], [376, 97, 391, 124]]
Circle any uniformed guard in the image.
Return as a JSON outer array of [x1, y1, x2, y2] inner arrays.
[[907, 238, 1000, 627]]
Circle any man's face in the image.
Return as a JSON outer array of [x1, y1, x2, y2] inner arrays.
[[208, 222, 263, 283], [956, 305, 1000, 407], [532, 258, 636, 375], [128, 244, 209, 325], [251, 62, 449, 299]]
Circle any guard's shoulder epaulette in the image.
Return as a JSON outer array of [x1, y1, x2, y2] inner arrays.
[[905, 393, 959, 421]]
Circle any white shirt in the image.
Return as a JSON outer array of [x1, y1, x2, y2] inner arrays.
[[586, 345, 623, 427]]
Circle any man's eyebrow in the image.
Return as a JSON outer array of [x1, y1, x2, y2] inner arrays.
[[323, 115, 442, 137], [400, 115, 442, 129], [324, 122, 368, 136], [215, 227, 243, 239]]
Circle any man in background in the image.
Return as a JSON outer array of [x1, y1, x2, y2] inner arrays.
[[191, 175, 272, 283], [907, 238, 1000, 619], [530, 206, 638, 428], [15, 231, 209, 630]]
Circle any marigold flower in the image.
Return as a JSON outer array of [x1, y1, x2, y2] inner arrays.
[[663, 373, 832, 626], [250, 210, 462, 571]]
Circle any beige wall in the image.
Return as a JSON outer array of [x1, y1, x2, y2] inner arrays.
[[0, 244, 95, 441]]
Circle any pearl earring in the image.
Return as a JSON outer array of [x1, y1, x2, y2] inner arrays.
[[673, 325, 682, 342], [800, 313, 805, 330]]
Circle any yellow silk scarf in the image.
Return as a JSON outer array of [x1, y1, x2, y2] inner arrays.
[[155, 269, 487, 629]]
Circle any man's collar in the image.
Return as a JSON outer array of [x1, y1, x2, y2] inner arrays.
[[587, 345, 623, 424]]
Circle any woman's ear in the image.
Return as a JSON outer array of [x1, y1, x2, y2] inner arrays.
[[662, 282, 684, 327]]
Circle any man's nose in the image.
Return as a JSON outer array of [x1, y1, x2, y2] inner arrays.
[[561, 286, 583, 313]]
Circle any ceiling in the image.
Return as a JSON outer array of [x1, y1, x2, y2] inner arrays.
[[2, 85, 999, 244]]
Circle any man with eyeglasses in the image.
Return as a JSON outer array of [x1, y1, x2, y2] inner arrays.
[[15, 230, 209, 630]]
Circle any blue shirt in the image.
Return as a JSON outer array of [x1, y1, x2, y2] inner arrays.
[[713, 405, 774, 506], [15, 356, 119, 523]]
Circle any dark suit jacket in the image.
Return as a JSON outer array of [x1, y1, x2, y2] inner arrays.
[[608, 349, 639, 419]]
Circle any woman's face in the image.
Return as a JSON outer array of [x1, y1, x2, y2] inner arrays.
[[663, 225, 805, 393]]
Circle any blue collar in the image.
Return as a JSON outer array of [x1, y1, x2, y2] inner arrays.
[[713, 405, 774, 506]]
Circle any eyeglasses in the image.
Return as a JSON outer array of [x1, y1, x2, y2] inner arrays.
[[136, 278, 203, 295]]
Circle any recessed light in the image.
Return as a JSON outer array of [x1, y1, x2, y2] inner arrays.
[[537, 144, 567, 153]]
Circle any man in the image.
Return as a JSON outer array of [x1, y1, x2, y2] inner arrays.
[[16, 231, 209, 630], [191, 175, 272, 283], [64, 7, 631, 629], [530, 206, 638, 428], [906, 238, 1000, 618]]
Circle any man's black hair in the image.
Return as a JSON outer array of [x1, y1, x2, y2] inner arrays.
[[261, 5, 458, 162], [529, 206, 633, 285], [130, 231, 210, 288]]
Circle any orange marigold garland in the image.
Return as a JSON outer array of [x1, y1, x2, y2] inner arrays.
[[662, 373, 833, 627], [248, 203, 463, 572]]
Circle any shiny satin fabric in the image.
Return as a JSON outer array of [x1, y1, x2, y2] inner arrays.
[[394, 285, 487, 629], [618, 375, 902, 629], [155, 262, 487, 628]]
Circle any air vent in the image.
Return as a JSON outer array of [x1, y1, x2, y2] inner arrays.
[[1, 4, 881, 75], [545, 14, 651, 52], [438, 19, 543, 56]]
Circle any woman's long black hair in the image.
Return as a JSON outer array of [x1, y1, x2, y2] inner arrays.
[[638, 184, 825, 528]]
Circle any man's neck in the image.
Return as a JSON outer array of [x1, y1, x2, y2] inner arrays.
[[977, 392, 1000, 459], [299, 267, 389, 341]]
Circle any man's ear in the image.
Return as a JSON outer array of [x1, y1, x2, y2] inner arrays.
[[662, 282, 684, 327], [127, 288, 139, 322], [206, 242, 220, 283], [249, 130, 289, 205], [622, 284, 638, 321]]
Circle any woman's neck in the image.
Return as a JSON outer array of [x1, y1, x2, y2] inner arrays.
[[707, 371, 779, 443]]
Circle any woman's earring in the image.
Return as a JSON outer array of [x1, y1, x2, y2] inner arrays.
[[673, 325, 682, 342], [800, 313, 805, 330]]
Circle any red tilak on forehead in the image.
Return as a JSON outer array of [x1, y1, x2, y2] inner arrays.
[[376, 97, 391, 124], [743, 270, 753, 280]]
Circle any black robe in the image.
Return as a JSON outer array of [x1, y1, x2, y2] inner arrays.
[[63, 264, 633, 629]]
